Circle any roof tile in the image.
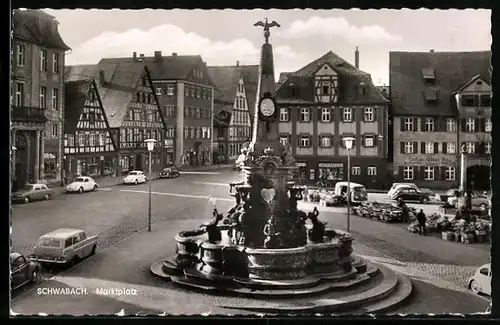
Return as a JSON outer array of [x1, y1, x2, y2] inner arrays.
[[390, 51, 491, 116]]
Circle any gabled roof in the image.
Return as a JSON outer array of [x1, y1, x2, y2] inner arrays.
[[13, 9, 71, 50], [207, 64, 259, 122], [390, 51, 491, 116], [277, 51, 388, 104], [65, 59, 149, 128], [455, 74, 490, 93], [110, 54, 216, 87], [64, 79, 93, 134]]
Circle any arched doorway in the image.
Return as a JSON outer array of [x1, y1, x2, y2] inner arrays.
[[466, 165, 490, 191]]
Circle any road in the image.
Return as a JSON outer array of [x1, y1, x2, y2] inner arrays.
[[11, 169, 490, 315]]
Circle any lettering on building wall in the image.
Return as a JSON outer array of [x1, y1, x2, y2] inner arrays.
[[122, 121, 162, 128], [318, 162, 343, 168], [404, 155, 456, 166]]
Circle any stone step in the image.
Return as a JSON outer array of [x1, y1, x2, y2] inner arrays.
[[361, 273, 414, 314], [150, 260, 173, 281], [216, 263, 398, 312]]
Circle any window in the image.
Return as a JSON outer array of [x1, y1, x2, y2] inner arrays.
[[142, 93, 146, 103], [485, 118, 492, 132], [190, 127, 195, 139], [40, 86, 47, 108], [17, 44, 25, 66], [299, 108, 310, 122], [52, 53, 60, 73], [40, 49, 47, 71], [424, 166, 434, 180], [403, 117, 414, 131], [480, 95, 491, 107], [466, 142, 475, 154], [89, 133, 95, 146], [196, 108, 201, 118], [424, 117, 434, 132], [485, 142, 491, 154], [351, 166, 361, 175], [156, 87, 162, 96], [342, 108, 352, 122], [404, 142, 415, 154], [300, 135, 310, 147], [364, 107, 374, 122], [364, 136, 374, 147], [15, 83, 24, 106], [403, 166, 414, 180], [52, 124, 58, 137], [461, 95, 476, 107], [446, 118, 456, 132], [425, 142, 434, 154], [322, 82, 330, 95], [445, 167, 456, 181], [321, 108, 331, 122], [367, 166, 377, 176], [466, 118, 475, 132], [184, 127, 189, 139], [279, 108, 289, 122], [280, 135, 289, 146], [167, 85, 174, 96], [320, 136, 331, 147], [447, 142, 456, 154], [52, 88, 59, 110]]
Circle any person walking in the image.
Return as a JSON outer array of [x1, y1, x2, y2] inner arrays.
[[416, 209, 427, 236]]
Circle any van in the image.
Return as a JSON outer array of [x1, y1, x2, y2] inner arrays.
[[334, 181, 368, 204]]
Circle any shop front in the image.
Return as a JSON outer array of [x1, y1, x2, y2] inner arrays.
[[118, 149, 163, 175], [66, 154, 118, 182], [164, 139, 175, 166], [44, 139, 61, 184]]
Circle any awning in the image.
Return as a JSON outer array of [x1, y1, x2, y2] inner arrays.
[[44, 153, 56, 159]]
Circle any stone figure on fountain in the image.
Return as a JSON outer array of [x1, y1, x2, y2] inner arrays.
[[263, 215, 282, 248], [307, 207, 326, 243], [202, 208, 224, 243]]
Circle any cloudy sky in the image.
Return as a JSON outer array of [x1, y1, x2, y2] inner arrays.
[[45, 9, 491, 85]]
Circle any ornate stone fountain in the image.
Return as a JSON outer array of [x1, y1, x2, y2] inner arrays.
[[151, 20, 412, 313]]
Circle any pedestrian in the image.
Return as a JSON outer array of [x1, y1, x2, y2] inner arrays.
[[416, 209, 427, 235], [303, 186, 309, 202]]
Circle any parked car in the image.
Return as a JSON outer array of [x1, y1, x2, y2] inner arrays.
[[439, 188, 461, 202], [447, 191, 491, 210], [468, 263, 491, 296], [12, 184, 55, 204], [10, 252, 40, 291], [66, 176, 99, 193], [123, 170, 147, 184], [32, 228, 98, 266], [392, 187, 430, 203], [159, 166, 180, 179], [387, 182, 419, 197]]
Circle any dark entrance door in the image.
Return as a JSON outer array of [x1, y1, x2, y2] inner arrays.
[[135, 153, 144, 171], [466, 165, 490, 191], [14, 132, 28, 190]]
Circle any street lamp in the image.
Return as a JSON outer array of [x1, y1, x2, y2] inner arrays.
[[343, 137, 355, 233], [145, 139, 157, 232]]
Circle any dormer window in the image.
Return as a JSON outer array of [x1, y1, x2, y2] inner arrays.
[[421, 68, 435, 82], [424, 88, 438, 102], [322, 81, 330, 95], [358, 82, 366, 97]]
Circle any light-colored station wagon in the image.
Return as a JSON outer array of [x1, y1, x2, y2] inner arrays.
[[32, 228, 98, 266]]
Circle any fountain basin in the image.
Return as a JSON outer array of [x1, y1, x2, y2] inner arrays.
[[245, 246, 309, 280]]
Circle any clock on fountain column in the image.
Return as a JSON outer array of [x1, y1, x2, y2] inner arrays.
[[259, 97, 277, 121]]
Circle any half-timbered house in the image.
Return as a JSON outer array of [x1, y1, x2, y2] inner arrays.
[[65, 59, 167, 176], [276, 50, 389, 188], [63, 79, 117, 180]]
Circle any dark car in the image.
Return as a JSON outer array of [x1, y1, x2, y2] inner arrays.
[[393, 187, 430, 204], [10, 252, 40, 291], [159, 166, 180, 179]]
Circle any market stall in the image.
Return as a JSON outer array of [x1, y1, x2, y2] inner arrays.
[[352, 202, 414, 223]]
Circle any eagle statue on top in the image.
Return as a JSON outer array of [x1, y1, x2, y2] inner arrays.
[[254, 18, 281, 43]]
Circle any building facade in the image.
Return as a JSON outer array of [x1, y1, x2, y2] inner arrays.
[[11, 9, 70, 189], [276, 51, 390, 189], [65, 58, 167, 176], [207, 63, 259, 163], [389, 50, 491, 190], [63, 79, 117, 181], [143, 51, 215, 166]]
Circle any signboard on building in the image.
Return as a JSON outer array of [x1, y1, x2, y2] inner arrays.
[[45, 139, 59, 152], [297, 162, 307, 167], [122, 121, 163, 128], [318, 162, 343, 168], [403, 155, 456, 166]]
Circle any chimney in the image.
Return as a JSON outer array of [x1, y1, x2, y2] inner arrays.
[[154, 51, 162, 61], [172, 52, 177, 57], [133, 52, 137, 60], [430, 49, 434, 53], [138, 53, 145, 62], [99, 69, 105, 86], [236, 60, 240, 67], [355, 46, 359, 69]]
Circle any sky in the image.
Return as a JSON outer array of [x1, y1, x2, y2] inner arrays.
[[44, 9, 491, 85]]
